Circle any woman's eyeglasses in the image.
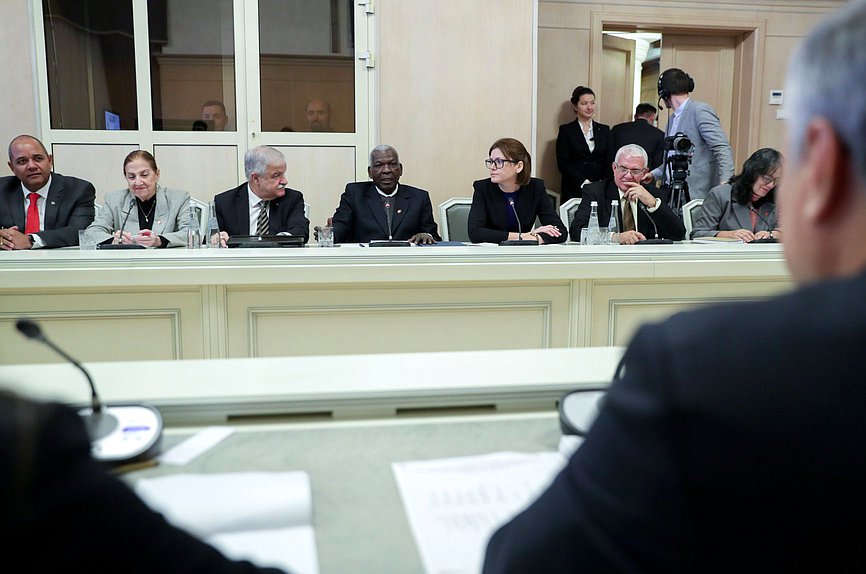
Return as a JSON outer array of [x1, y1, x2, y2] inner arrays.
[[485, 158, 519, 169], [760, 174, 781, 186]]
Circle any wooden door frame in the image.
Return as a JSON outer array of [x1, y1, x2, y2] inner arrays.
[[589, 12, 766, 167]]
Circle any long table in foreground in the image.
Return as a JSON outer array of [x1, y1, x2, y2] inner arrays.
[[0, 347, 624, 425], [0, 243, 790, 365]]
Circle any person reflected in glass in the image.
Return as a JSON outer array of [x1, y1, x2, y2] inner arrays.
[[83, 151, 190, 248], [305, 99, 333, 132], [691, 147, 783, 242], [556, 86, 614, 202], [201, 100, 229, 131], [468, 138, 566, 244]]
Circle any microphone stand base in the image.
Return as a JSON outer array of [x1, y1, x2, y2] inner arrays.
[[500, 239, 538, 246]]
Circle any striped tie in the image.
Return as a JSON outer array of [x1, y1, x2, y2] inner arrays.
[[256, 200, 270, 236]]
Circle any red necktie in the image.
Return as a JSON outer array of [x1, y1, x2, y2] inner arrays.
[[25, 192, 40, 234]]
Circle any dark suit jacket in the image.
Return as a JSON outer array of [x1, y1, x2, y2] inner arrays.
[[484, 269, 866, 573], [331, 182, 440, 243], [0, 172, 95, 247], [610, 119, 666, 171], [0, 393, 286, 573], [556, 119, 614, 202], [468, 177, 566, 244], [214, 183, 309, 243], [569, 179, 685, 241]]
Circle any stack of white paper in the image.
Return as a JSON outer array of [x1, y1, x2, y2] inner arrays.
[[393, 451, 567, 574], [135, 471, 319, 574]]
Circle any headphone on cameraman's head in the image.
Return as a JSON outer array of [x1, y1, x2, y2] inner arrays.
[[657, 68, 695, 108]]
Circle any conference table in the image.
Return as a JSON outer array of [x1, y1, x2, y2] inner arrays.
[[0, 346, 624, 573], [0, 242, 791, 366]]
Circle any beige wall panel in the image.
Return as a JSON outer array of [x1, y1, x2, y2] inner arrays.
[[758, 35, 800, 154], [537, 28, 591, 193], [377, 0, 534, 214], [588, 278, 792, 346], [51, 144, 139, 204], [154, 145, 239, 202], [0, 2, 37, 174], [0, 288, 205, 365], [225, 283, 572, 357], [538, 2, 595, 28], [276, 146, 356, 227]]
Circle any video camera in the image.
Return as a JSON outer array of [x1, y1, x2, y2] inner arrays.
[[663, 132, 693, 213]]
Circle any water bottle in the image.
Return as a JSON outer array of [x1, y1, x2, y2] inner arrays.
[[607, 200, 619, 244], [187, 204, 202, 249], [587, 201, 600, 245], [205, 201, 221, 248]]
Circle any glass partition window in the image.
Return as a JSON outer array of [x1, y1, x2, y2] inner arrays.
[[149, 0, 237, 132], [43, 0, 137, 130], [258, 0, 355, 133]]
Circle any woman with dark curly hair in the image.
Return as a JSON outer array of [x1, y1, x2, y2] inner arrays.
[[691, 147, 783, 242]]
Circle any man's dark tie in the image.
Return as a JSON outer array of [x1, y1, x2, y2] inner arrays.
[[256, 200, 270, 236]]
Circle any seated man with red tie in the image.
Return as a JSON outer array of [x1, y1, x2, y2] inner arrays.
[[213, 145, 309, 245], [0, 135, 96, 250], [569, 144, 685, 244]]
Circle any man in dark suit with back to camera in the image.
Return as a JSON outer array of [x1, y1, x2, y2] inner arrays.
[[331, 144, 440, 244], [611, 103, 666, 171], [484, 2, 866, 571], [570, 144, 684, 244], [0, 134, 95, 250], [214, 145, 309, 245]]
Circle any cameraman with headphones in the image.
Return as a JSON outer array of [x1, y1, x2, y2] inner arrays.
[[645, 68, 734, 201]]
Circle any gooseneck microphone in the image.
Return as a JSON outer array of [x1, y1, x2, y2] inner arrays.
[[369, 196, 411, 247], [98, 194, 145, 249], [15, 318, 162, 464], [119, 194, 136, 235], [16, 319, 101, 415], [635, 202, 674, 245], [500, 198, 537, 246], [748, 205, 779, 243]]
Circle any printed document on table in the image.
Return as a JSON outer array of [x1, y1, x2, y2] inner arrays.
[[393, 451, 567, 574], [135, 471, 318, 574]]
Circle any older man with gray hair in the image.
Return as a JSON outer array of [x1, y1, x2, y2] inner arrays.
[[484, 2, 866, 572], [331, 144, 440, 244], [214, 145, 309, 244]]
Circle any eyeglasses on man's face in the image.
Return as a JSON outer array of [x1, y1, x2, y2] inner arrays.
[[614, 164, 647, 178], [485, 158, 519, 169], [760, 174, 781, 186]]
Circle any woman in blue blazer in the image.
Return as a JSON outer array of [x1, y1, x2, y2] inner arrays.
[[468, 138, 566, 244]]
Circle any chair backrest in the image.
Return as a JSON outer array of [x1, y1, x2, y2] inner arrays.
[[189, 197, 209, 239], [683, 198, 704, 239], [559, 198, 582, 239], [546, 189, 561, 211], [438, 197, 472, 242]]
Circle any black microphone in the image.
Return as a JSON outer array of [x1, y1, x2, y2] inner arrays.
[[15, 318, 162, 463], [369, 196, 410, 247], [747, 205, 778, 243], [16, 318, 101, 415], [119, 194, 135, 236], [635, 202, 674, 245], [500, 198, 537, 246]]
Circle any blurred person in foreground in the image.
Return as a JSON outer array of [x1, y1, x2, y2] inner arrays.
[[484, 2, 866, 571]]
